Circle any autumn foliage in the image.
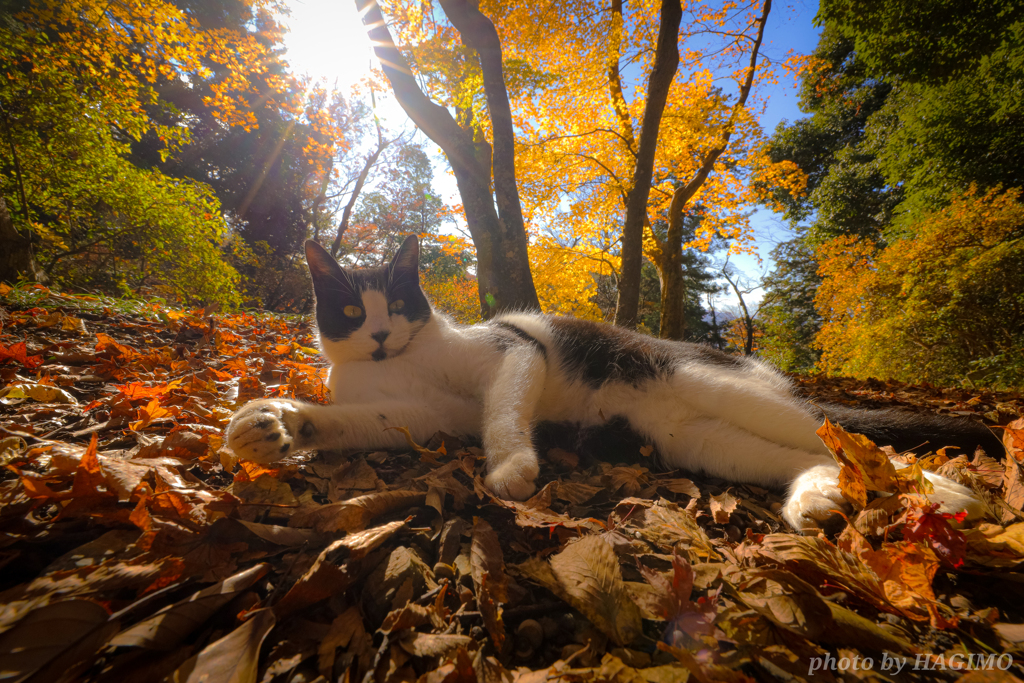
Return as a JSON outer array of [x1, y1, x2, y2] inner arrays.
[[3, 286, 1024, 680], [815, 186, 1024, 388]]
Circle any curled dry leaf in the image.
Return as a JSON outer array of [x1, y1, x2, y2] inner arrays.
[[399, 632, 474, 658], [471, 518, 508, 649], [171, 607, 276, 683], [521, 534, 642, 646], [0, 383, 79, 405], [273, 520, 406, 619], [817, 418, 897, 507], [290, 490, 425, 533], [710, 491, 738, 524], [110, 563, 269, 649]]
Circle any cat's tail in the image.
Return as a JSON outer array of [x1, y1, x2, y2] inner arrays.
[[811, 402, 1004, 459]]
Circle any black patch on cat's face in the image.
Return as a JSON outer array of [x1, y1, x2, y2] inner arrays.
[[385, 235, 431, 325], [548, 317, 676, 388], [305, 236, 431, 342]]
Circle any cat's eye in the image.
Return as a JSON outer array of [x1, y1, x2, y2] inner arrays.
[[388, 300, 405, 313], [343, 305, 363, 318]]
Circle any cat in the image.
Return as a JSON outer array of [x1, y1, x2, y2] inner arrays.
[[225, 235, 1002, 530]]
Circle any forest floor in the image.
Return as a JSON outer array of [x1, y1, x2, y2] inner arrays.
[[2, 283, 1024, 683]]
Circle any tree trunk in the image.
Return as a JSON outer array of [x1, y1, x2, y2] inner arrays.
[[723, 266, 755, 355], [659, 0, 771, 340], [354, 0, 539, 317], [613, 0, 681, 329], [0, 196, 47, 284]]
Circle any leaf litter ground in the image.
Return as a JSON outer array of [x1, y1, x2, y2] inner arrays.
[[3, 284, 1024, 683]]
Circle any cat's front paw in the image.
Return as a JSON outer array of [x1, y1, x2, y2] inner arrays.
[[783, 465, 852, 532], [484, 450, 539, 500], [226, 399, 308, 464]]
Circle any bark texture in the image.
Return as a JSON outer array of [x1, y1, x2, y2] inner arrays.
[[354, 0, 539, 317], [659, 0, 771, 340], [0, 196, 47, 284], [612, 0, 681, 329]]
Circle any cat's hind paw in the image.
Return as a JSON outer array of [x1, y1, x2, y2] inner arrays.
[[226, 399, 308, 465], [485, 450, 539, 500], [782, 464, 852, 532]]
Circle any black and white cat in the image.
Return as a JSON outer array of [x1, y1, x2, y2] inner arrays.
[[226, 235, 1000, 530]]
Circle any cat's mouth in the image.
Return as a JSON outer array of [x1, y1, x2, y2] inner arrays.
[[371, 348, 387, 362]]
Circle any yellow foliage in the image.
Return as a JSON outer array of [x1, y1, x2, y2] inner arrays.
[[380, 0, 807, 310], [422, 273, 482, 325], [814, 186, 1024, 388], [529, 236, 615, 320]]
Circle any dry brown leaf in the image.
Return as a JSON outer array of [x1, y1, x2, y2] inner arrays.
[[399, 632, 474, 658], [546, 535, 642, 646], [171, 607, 275, 683], [471, 518, 507, 649], [236, 521, 316, 547], [380, 602, 435, 634], [330, 458, 381, 501], [0, 558, 170, 633], [964, 523, 1024, 566], [0, 600, 119, 683], [656, 477, 700, 498], [605, 466, 649, 497], [231, 474, 298, 507], [611, 498, 720, 561], [733, 568, 833, 640], [272, 551, 349, 620], [554, 481, 602, 505], [290, 490, 425, 533], [1004, 417, 1024, 463], [1003, 455, 1024, 522], [318, 606, 372, 677], [710, 491, 738, 524], [110, 564, 268, 649], [816, 418, 897, 506]]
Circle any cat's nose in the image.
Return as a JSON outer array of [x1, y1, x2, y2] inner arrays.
[[371, 331, 390, 344]]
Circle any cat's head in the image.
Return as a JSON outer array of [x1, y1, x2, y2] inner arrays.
[[305, 235, 432, 364]]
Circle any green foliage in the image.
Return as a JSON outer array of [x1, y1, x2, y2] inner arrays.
[[765, 28, 898, 243], [817, 0, 1024, 87], [758, 237, 821, 372], [0, 0, 297, 306], [764, 4, 1024, 386]]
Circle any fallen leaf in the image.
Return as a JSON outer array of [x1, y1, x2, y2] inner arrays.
[[524, 534, 642, 646], [171, 607, 276, 683], [0, 600, 119, 682], [0, 341, 44, 369], [471, 518, 507, 649], [399, 632, 474, 658], [110, 564, 268, 649], [290, 490, 425, 533], [0, 383, 78, 405], [710, 491, 738, 524]]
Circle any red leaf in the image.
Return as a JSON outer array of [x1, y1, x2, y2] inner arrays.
[[0, 341, 44, 369]]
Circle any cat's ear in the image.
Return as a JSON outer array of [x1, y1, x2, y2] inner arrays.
[[389, 234, 420, 283], [305, 240, 351, 294]]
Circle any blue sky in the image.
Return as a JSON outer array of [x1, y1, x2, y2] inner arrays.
[[280, 0, 823, 313]]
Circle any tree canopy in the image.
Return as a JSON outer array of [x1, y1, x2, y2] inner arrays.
[[762, 0, 1024, 387]]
